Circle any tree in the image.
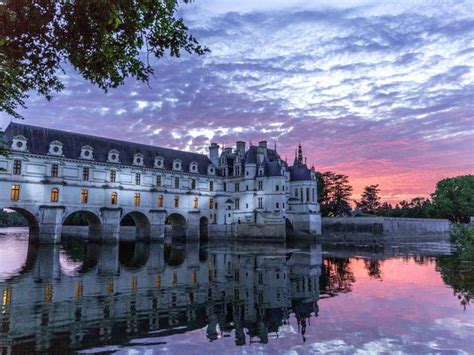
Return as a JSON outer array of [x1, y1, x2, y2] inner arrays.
[[319, 172, 353, 217], [0, 0, 209, 119], [431, 175, 474, 223], [356, 184, 381, 214]]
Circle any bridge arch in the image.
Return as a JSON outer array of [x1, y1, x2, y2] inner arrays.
[[4, 207, 40, 241], [166, 213, 187, 240], [120, 211, 151, 241], [62, 210, 102, 241]]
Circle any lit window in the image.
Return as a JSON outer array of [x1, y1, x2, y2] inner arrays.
[[156, 175, 161, 187], [110, 170, 116, 183], [193, 197, 198, 209], [192, 270, 197, 284], [172, 273, 177, 287], [51, 164, 59, 177], [134, 193, 141, 206], [209, 198, 214, 209], [81, 189, 88, 204], [135, 173, 141, 185], [13, 160, 22, 175], [82, 167, 89, 181], [209, 180, 214, 191], [191, 179, 196, 190], [10, 185, 20, 201], [174, 177, 179, 189], [51, 188, 59, 203], [111, 192, 118, 205], [158, 195, 164, 207], [174, 195, 179, 208]]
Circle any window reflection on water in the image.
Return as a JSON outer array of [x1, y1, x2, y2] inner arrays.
[[0, 234, 472, 354]]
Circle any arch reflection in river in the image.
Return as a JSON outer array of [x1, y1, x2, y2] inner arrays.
[[0, 240, 321, 353]]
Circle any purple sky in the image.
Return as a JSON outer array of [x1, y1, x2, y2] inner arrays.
[[1, 0, 473, 203]]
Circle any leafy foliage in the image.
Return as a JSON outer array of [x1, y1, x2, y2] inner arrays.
[[0, 0, 209, 119], [431, 175, 474, 223], [318, 171, 353, 217], [0, 210, 28, 227], [355, 184, 381, 214]]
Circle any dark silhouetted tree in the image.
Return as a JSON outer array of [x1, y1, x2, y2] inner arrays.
[[356, 184, 381, 214], [319, 172, 353, 216]]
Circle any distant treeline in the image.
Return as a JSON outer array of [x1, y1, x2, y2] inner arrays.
[[0, 210, 28, 227], [317, 173, 474, 223]]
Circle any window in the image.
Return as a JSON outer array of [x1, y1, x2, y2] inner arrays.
[[156, 175, 161, 187], [193, 197, 198, 209], [276, 185, 279, 191], [209, 180, 214, 191], [246, 185, 249, 191], [82, 167, 89, 181], [209, 198, 214, 209], [258, 181, 263, 190], [51, 164, 59, 177], [172, 273, 177, 287], [295, 189, 298, 197], [111, 192, 118, 205], [135, 173, 141, 185], [134, 193, 141, 206], [283, 202, 285, 209], [258, 197, 263, 209], [158, 195, 164, 207], [51, 188, 59, 203], [235, 166, 240, 175], [174, 177, 180, 189], [312, 188, 316, 202], [246, 170, 249, 176], [215, 202, 218, 209], [13, 160, 22, 175], [81, 189, 88, 204], [174, 195, 179, 208], [191, 179, 196, 190], [192, 270, 197, 284], [110, 170, 116, 182], [258, 168, 264, 176], [306, 187, 310, 202], [234, 183, 240, 192], [223, 182, 226, 192], [235, 198, 240, 210], [276, 202, 279, 209], [10, 185, 20, 201]]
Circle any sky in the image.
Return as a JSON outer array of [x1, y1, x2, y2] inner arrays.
[[1, 0, 473, 204]]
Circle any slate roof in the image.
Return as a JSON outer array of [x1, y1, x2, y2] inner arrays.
[[288, 163, 312, 181], [3, 122, 214, 174]]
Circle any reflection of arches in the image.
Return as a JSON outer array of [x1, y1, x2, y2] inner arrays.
[[285, 218, 295, 239], [59, 240, 102, 275], [164, 243, 186, 267], [63, 210, 102, 241], [119, 241, 150, 269], [166, 213, 187, 240], [199, 216, 209, 241], [120, 211, 150, 241], [6, 207, 40, 240]]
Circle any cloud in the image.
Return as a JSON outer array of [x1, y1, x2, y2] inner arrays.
[[1, 0, 473, 203]]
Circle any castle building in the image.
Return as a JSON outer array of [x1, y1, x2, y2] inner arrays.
[[0, 123, 321, 243]]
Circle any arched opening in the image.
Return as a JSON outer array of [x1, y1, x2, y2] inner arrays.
[[120, 211, 151, 241], [3, 207, 40, 241], [165, 213, 187, 240], [119, 241, 150, 269], [62, 210, 102, 241], [286, 218, 295, 239], [199, 216, 209, 241]]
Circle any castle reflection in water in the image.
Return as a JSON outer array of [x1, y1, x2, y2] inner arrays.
[[0, 239, 322, 353]]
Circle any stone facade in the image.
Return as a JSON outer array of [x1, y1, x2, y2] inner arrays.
[[0, 123, 321, 243]]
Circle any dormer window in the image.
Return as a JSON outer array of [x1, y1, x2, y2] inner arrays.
[[189, 161, 198, 173], [49, 141, 63, 156], [11, 135, 27, 152], [133, 153, 144, 166], [172, 159, 182, 171], [80, 145, 94, 160], [208, 164, 216, 175], [108, 149, 120, 163], [154, 156, 164, 169]]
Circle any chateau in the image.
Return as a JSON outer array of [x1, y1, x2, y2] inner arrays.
[[0, 123, 321, 243]]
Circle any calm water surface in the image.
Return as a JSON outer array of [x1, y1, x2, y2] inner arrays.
[[0, 227, 473, 354]]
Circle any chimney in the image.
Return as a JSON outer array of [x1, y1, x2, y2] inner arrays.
[[258, 141, 267, 149], [236, 141, 246, 156], [209, 143, 219, 166], [225, 147, 233, 155]]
